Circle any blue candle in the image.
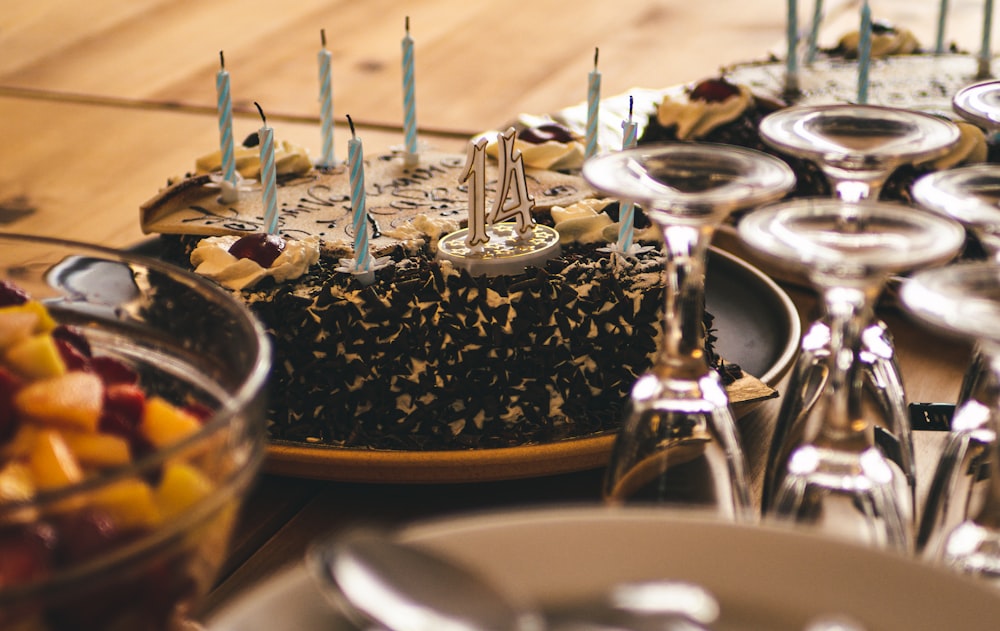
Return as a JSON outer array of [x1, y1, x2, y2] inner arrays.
[[216, 51, 238, 202], [617, 97, 638, 252], [402, 17, 418, 165], [255, 103, 279, 235], [979, 0, 995, 78], [317, 29, 336, 167], [936, 0, 950, 54], [585, 48, 601, 159], [857, 1, 872, 104], [346, 115, 372, 273], [786, 0, 800, 92], [806, 0, 823, 64]]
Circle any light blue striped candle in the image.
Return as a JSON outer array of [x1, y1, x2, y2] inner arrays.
[[979, 0, 995, 78], [858, 1, 872, 104], [936, 0, 950, 54], [318, 29, 336, 167], [617, 97, 638, 252], [805, 0, 823, 64], [255, 103, 279, 235], [216, 51, 238, 199], [786, 0, 800, 92], [585, 48, 601, 159], [347, 115, 371, 272], [402, 17, 418, 160]]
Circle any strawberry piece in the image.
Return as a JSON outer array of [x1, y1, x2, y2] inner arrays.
[[51, 326, 92, 360], [0, 367, 23, 444], [91, 356, 139, 386], [100, 383, 146, 437], [228, 233, 286, 268], [53, 337, 91, 373], [0, 522, 57, 587], [0, 281, 29, 308], [688, 78, 741, 103], [53, 507, 128, 565]]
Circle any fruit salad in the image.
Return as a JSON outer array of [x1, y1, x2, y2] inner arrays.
[[0, 279, 231, 630]]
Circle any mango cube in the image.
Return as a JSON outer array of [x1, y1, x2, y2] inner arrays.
[[141, 397, 202, 448], [5, 334, 65, 380], [155, 462, 213, 520], [28, 430, 83, 490], [15, 372, 103, 431], [89, 478, 162, 530], [60, 430, 131, 469]]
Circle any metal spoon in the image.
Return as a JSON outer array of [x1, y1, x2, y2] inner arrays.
[[306, 531, 543, 631], [306, 531, 718, 631]]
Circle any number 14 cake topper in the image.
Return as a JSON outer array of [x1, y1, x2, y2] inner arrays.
[[462, 127, 535, 249], [436, 126, 561, 276]]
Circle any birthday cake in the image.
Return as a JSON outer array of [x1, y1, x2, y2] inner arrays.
[[141, 142, 771, 451]]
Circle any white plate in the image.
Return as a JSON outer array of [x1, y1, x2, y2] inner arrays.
[[207, 506, 1000, 630]]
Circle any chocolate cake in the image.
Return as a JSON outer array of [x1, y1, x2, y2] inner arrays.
[[141, 146, 771, 451]]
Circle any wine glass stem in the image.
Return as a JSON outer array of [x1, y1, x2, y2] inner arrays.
[[657, 222, 714, 367], [817, 285, 877, 445], [834, 179, 880, 203]]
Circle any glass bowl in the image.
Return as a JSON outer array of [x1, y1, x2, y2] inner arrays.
[[0, 233, 270, 630]]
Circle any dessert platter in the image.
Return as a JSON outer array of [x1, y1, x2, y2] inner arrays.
[[207, 506, 1000, 630], [135, 14, 999, 484]]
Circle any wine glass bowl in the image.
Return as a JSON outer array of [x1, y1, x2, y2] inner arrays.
[[739, 199, 965, 551], [759, 104, 961, 202], [583, 142, 795, 520], [953, 80, 1000, 133], [901, 262, 1000, 584]]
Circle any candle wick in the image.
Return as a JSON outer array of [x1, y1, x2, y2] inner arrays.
[[254, 101, 266, 126], [628, 95, 633, 119], [321, 28, 327, 48], [347, 114, 357, 138], [405, 15, 410, 35], [219, 50, 225, 70], [593, 47, 599, 69]]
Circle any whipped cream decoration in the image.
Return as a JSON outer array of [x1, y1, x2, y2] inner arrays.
[[476, 116, 585, 171], [191, 234, 320, 290], [194, 139, 314, 180], [551, 199, 614, 244], [655, 84, 752, 140], [835, 23, 920, 58]]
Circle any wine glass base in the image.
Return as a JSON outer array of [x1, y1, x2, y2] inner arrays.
[[603, 371, 753, 522], [772, 445, 912, 552]]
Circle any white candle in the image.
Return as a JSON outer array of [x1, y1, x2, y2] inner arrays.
[[216, 51, 238, 202], [786, 0, 800, 93], [980, 0, 995, 78], [402, 17, 418, 165], [585, 48, 601, 159], [617, 96, 638, 253], [255, 103, 279, 235], [346, 115, 372, 274], [858, 1, 872, 104], [318, 29, 336, 167]]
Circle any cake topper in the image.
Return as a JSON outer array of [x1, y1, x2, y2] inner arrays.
[[437, 128, 560, 276]]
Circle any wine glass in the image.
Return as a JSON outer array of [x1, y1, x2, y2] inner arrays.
[[900, 262, 1000, 585], [582, 143, 795, 521], [911, 165, 1000, 549], [738, 198, 965, 551], [757, 105, 962, 513], [953, 80, 1000, 138]]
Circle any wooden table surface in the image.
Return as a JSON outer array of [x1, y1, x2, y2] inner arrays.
[[0, 0, 989, 624]]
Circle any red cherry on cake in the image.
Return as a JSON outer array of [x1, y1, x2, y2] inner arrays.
[[688, 78, 741, 103], [228, 233, 286, 268], [0, 281, 29, 307], [518, 123, 577, 145]]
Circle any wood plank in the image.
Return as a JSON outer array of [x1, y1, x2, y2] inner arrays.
[[4, 1, 992, 136], [0, 96, 465, 247]]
